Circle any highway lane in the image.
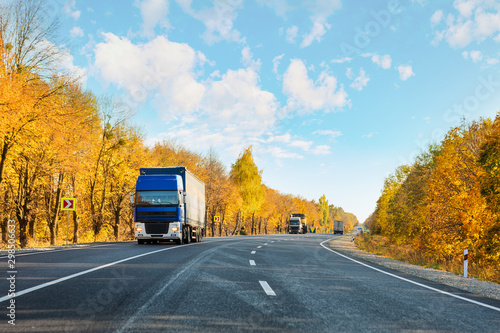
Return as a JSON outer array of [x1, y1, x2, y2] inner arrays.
[[0, 234, 499, 332]]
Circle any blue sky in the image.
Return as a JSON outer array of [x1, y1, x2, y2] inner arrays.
[[43, 0, 500, 223]]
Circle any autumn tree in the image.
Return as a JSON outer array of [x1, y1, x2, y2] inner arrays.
[[0, 0, 70, 185], [230, 146, 265, 235], [478, 115, 500, 265], [318, 194, 329, 228]]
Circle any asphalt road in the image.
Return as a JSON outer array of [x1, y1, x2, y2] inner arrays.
[[0, 234, 499, 332]]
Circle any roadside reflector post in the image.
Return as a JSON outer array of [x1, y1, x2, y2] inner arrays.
[[352, 236, 355, 247], [464, 249, 468, 278], [61, 198, 76, 246]]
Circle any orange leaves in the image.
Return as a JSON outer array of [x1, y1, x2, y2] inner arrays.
[[370, 116, 500, 276], [427, 120, 493, 254]]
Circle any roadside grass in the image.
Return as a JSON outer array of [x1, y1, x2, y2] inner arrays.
[[356, 234, 500, 284]]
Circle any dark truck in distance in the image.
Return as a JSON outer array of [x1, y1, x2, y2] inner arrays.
[[288, 213, 307, 234], [134, 167, 205, 244]]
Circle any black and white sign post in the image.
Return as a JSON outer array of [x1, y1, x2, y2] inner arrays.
[[464, 249, 468, 278], [61, 198, 76, 245]]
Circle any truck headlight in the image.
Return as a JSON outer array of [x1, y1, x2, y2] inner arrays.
[[171, 227, 179, 232], [135, 227, 143, 232]]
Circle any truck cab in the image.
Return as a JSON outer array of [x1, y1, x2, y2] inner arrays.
[[134, 174, 185, 244], [289, 217, 303, 234], [134, 167, 205, 245]]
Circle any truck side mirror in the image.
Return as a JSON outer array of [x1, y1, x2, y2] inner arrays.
[[130, 192, 135, 204]]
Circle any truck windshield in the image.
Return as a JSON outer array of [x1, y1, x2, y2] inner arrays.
[[136, 191, 179, 206], [290, 220, 300, 225]]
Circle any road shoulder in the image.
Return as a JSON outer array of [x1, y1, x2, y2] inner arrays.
[[328, 235, 500, 301]]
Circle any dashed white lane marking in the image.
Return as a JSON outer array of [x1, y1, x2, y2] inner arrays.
[[264, 243, 268, 245], [259, 281, 276, 296], [249, 260, 256, 266], [257, 246, 262, 249], [251, 251, 256, 254], [319, 238, 500, 313]]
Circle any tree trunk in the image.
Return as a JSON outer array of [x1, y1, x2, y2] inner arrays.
[[49, 223, 56, 246], [114, 207, 121, 241], [219, 211, 224, 237], [73, 210, 79, 244], [1, 217, 7, 243], [210, 213, 215, 237], [0, 140, 10, 186]]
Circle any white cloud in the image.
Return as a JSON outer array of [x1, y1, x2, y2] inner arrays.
[[311, 145, 331, 155], [273, 54, 285, 76], [470, 50, 483, 62], [345, 67, 353, 80], [300, 0, 342, 47], [39, 39, 87, 86], [135, 0, 170, 38], [268, 0, 341, 47], [362, 53, 392, 69], [286, 26, 298, 43], [397, 65, 415, 81], [412, 0, 426, 6], [255, 0, 293, 17], [362, 132, 378, 139], [70, 26, 84, 38], [313, 130, 342, 138], [301, 20, 330, 48], [268, 133, 291, 143], [331, 57, 352, 64], [95, 33, 205, 112], [176, 0, 244, 44], [262, 146, 304, 160], [241, 46, 261, 71], [289, 140, 313, 151], [63, 0, 81, 20], [486, 57, 499, 65], [462, 50, 484, 63], [350, 68, 370, 91], [432, 1, 500, 48], [431, 10, 444, 26], [282, 59, 349, 113]]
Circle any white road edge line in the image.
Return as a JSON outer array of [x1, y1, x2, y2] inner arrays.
[[249, 260, 256, 266], [0, 238, 229, 304], [320, 238, 500, 313], [259, 281, 276, 296]]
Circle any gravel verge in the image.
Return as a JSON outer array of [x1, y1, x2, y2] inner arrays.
[[328, 235, 500, 301]]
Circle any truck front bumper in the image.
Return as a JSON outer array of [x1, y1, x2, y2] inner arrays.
[[135, 222, 182, 240]]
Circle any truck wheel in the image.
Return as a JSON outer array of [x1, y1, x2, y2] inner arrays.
[[176, 237, 183, 245]]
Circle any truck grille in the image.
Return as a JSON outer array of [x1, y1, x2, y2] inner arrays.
[[136, 211, 177, 222], [145, 223, 170, 234]]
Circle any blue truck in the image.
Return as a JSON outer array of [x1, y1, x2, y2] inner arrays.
[[134, 167, 205, 244]]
